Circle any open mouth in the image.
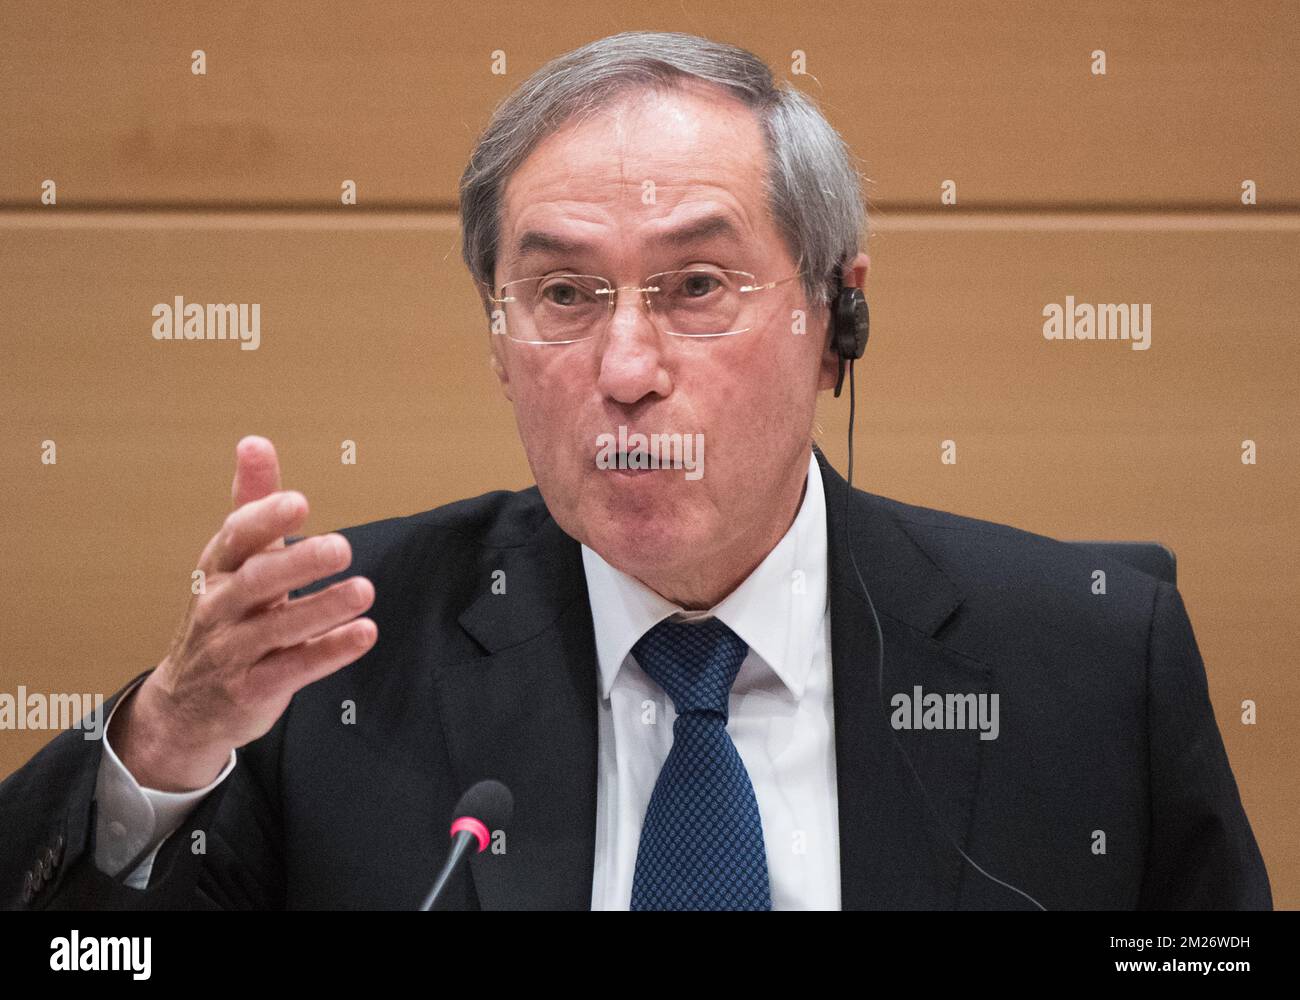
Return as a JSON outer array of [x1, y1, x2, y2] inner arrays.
[[591, 428, 705, 481], [597, 451, 661, 475]]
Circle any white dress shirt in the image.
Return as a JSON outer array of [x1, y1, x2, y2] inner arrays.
[[585, 450, 839, 909], [94, 451, 840, 908]]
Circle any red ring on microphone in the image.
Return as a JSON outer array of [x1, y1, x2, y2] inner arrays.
[[450, 816, 491, 853]]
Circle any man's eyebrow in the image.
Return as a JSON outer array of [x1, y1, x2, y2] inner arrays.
[[512, 230, 585, 263], [651, 214, 744, 248], [509, 215, 744, 266]]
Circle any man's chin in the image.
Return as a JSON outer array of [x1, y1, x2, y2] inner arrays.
[[580, 504, 711, 577]]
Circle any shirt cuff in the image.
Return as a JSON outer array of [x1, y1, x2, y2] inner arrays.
[[93, 674, 238, 880]]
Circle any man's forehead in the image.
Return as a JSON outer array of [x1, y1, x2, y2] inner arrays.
[[500, 86, 767, 233]]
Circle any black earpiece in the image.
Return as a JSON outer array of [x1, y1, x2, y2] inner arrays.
[[830, 263, 870, 398]]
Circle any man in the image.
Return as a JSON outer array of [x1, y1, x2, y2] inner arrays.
[[1, 31, 1270, 910]]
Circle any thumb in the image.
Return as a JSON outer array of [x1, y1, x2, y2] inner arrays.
[[231, 435, 282, 510]]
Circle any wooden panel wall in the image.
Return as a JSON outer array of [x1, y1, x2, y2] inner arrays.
[[1, 1, 1295, 907]]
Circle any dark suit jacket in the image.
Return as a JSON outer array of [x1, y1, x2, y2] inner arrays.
[[1, 448, 1271, 909]]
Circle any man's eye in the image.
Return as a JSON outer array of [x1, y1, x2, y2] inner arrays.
[[541, 282, 580, 306], [681, 273, 721, 297]]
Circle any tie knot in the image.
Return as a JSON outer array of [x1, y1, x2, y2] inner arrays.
[[632, 617, 749, 719]]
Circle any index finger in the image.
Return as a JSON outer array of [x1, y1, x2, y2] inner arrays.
[[203, 489, 310, 575]]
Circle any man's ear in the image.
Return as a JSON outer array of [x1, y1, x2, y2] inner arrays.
[[488, 334, 513, 402], [844, 252, 870, 290], [479, 289, 515, 402]]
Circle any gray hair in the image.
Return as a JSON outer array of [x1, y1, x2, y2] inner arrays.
[[458, 30, 867, 311]]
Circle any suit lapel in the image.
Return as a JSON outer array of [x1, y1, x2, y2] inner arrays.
[[434, 514, 599, 910], [815, 447, 993, 909]]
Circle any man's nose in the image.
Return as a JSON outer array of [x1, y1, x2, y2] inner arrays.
[[595, 290, 672, 405]]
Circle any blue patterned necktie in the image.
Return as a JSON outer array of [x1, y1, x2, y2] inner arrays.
[[629, 616, 772, 910]]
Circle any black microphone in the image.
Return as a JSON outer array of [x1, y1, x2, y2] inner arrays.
[[419, 779, 514, 911]]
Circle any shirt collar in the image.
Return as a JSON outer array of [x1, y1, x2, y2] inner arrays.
[[580, 450, 828, 701]]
